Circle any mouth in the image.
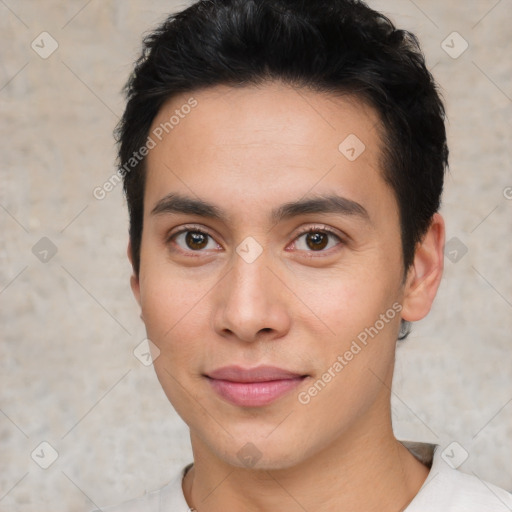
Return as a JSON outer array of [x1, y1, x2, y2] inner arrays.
[[204, 365, 310, 407]]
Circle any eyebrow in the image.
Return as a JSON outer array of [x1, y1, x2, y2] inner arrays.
[[150, 192, 371, 225]]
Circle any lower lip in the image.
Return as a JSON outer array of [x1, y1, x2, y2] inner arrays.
[[207, 376, 306, 407]]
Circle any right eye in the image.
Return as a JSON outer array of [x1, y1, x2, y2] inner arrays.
[[167, 226, 222, 255]]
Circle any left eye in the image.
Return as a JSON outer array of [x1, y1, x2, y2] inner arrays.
[[293, 230, 342, 252]]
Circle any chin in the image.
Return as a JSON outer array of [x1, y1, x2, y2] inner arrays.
[[207, 430, 313, 471], [226, 448, 304, 471]]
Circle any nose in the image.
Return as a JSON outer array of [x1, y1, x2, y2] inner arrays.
[[212, 250, 292, 343]]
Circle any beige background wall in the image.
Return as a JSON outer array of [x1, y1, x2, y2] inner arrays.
[[1, 1, 511, 510]]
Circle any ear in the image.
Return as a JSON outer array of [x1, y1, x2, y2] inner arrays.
[[401, 213, 445, 322], [127, 239, 142, 309]]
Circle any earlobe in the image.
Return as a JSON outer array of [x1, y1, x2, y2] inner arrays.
[[401, 213, 445, 322]]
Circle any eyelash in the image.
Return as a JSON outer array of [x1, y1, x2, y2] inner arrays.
[[166, 224, 344, 257]]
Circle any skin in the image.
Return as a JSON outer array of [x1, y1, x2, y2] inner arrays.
[[128, 81, 445, 512]]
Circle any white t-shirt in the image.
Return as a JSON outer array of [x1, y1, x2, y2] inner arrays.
[[92, 440, 512, 512]]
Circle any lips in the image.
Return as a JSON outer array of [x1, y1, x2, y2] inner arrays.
[[205, 365, 309, 407], [206, 365, 306, 382]]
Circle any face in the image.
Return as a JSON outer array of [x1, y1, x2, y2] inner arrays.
[[131, 82, 418, 470]]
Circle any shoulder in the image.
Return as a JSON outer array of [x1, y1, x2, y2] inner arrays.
[[403, 441, 512, 512], [88, 463, 192, 512], [413, 464, 512, 511]]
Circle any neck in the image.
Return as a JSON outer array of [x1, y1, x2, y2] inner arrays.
[[182, 413, 430, 512]]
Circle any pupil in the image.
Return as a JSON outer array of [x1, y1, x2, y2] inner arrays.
[[307, 232, 327, 250], [186, 231, 207, 250]]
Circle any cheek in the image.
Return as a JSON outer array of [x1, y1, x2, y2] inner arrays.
[[298, 286, 401, 425], [297, 266, 400, 335], [139, 272, 206, 413], [138, 270, 205, 357], [302, 272, 403, 407]]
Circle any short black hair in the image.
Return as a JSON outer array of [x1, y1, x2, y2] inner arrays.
[[116, 0, 449, 339]]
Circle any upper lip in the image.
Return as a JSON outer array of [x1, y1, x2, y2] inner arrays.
[[206, 365, 306, 382]]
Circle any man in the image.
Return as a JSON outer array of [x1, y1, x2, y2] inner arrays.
[[95, 0, 512, 510]]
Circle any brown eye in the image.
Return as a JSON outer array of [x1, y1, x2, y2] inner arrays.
[[305, 232, 329, 251], [185, 231, 209, 250], [169, 228, 219, 253], [293, 228, 343, 253]]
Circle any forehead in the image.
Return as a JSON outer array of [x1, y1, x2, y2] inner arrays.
[[149, 81, 382, 155], [144, 81, 394, 224]]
